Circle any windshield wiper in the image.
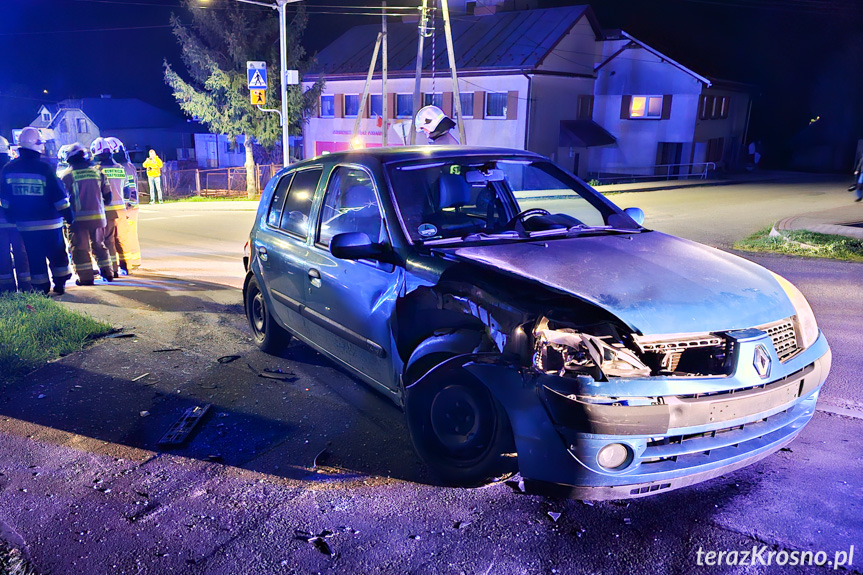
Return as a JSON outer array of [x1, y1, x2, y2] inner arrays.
[[565, 224, 641, 237], [422, 231, 521, 246]]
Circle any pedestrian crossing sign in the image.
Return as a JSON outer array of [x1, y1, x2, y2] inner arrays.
[[247, 61, 268, 90], [251, 90, 266, 106]]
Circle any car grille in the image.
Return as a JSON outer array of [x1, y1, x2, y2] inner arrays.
[[757, 318, 800, 362]]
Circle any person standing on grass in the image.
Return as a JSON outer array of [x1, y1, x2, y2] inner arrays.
[[0, 127, 73, 295], [0, 136, 32, 292], [143, 149, 163, 204], [59, 143, 114, 285]]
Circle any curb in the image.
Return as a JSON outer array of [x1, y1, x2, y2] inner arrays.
[[773, 216, 863, 240]]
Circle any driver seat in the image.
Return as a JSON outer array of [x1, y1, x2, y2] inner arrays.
[[428, 174, 479, 234]]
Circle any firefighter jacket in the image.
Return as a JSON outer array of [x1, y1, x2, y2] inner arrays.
[[60, 163, 109, 230], [96, 160, 128, 220], [121, 161, 139, 208], [0, 149, 72, 232]]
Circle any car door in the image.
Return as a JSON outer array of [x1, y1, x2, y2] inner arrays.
[[252, 167, 323, 335], [301, 164, 402, 393]]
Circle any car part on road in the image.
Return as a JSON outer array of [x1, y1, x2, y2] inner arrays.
[[158, 404, 211, 447]]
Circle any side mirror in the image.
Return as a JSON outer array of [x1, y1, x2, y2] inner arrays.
[[330, 232, 386, 261], [623, 207, 645, 226]]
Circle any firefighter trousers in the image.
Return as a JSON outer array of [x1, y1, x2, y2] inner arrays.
[[19, 228, 72, 293], [0, 228, 32, 293], [104, 214, 130, 276], [118, 206, 141, 271], [68, 224, 114, 285]]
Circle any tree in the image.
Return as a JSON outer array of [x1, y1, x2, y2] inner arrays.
[[164, 0, 322, 198]]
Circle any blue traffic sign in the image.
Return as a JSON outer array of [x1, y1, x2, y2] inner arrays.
[[247, 61, 268, 90]]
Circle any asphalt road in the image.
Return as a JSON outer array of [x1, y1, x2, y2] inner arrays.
[[0, 179, 860, 574]]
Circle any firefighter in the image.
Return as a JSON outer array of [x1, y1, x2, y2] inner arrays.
[[59, 143, 114, 285], [0, 127, 73, 295], [414, 105, 460, 145], [107, 137, 141, 271], [91, 137, 130, 276], [0, 136, 32, 292]]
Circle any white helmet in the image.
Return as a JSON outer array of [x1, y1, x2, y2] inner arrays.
[[18, 127, 45, 154], [64, 142, 89, 162], [0, 136, 9, 154], [57, 144, 71, 162], [90, 137, 112, 157], [105, 137, 124, 153], [415, 105, 447, 133]]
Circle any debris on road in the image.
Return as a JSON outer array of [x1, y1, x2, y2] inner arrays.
[[139, 411, 150, 418], [131, 373, 150, 382], [258, 368, 297, 382], [453, 521, 471, 529], [623, 517, 632, 525], [153, 348, 182, 353], [106, 332, 135, 339], [158, 404, 211, 447], [295, 530, 335, 557], [216, 355, 241, 364], [548, 512, 562, 522], [313, 443, 332, 469], [505, 477, 526, 493]]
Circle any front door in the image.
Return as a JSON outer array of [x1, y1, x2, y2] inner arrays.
[[301, 165, 401, 391]]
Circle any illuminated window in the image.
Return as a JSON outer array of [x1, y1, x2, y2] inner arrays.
[[486, 92, 507, 118], [76, 118, 88, 133], [344, 95, 360, 117], [630, 96, 663, 119], [320, 95, 335, 118], [396, 94, 413, 118]]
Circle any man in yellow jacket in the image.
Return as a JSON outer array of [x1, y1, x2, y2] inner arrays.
[[143, 149, 163, 204]]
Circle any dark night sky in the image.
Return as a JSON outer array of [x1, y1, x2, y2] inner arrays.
[[2, 0, 862, 164]]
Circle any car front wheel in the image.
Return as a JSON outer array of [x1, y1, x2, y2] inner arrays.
[[405, 367, 514, 486], [245, 274, 290, 354]]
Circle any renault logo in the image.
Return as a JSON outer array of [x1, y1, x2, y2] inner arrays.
[[753, 344, 772, 379]]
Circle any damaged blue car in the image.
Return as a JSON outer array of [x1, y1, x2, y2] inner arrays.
[[243, 147, 831, 500]]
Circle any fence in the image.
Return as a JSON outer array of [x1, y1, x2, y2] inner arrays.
[[591, 162, 717, 185], [138, 164, 281, 201]]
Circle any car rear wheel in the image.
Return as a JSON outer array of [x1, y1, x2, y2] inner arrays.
[[245, 275, 290, 354], [405, 366, 514, 486]]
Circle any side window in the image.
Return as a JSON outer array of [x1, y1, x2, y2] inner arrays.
[[317, 167, 383, 247], [266, 173, 293, 227], [279, 168, 322, 238]]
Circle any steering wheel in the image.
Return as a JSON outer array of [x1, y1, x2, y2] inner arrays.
[[504, 208, 551, 231]]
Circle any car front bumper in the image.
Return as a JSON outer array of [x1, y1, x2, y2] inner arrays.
[[463, 330, 831, 500]]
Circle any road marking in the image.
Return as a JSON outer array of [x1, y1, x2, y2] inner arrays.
[[816, 404, 863, 421], [139, 214, 205, 221]]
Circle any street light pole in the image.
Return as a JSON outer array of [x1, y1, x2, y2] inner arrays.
[[236, 0, 297, 167]]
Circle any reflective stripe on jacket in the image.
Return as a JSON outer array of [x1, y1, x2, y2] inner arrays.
[[96, 163, 127, 219], [0, 154, 71, 232], [61, 166, 108, 229]]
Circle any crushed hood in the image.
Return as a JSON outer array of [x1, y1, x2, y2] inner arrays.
[[441, 231, 795, 335]]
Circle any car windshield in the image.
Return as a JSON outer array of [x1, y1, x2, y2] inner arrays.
[[386, 158, 630, 244]]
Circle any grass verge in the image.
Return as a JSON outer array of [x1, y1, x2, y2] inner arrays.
[[734, 227, 863, 262], [165, 195, 257, 203], [0, 542, 37, 575], [0, 292, 113, 384]]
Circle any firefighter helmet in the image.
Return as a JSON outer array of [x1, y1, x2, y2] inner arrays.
[[64, 142, 89, 162], [18, 127, 45, 154], [415, 105, 447, 133], [105, 136, 124, 153], [0, 136, 9, 154], [90, 137, 112, 157]]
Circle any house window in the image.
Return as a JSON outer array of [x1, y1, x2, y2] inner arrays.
[[41, 112, 51, 123], [370, 94, 383, 117], [423, 93, 443, 108], [719, 96, 729, 119], [76, 118, 88, 133], [630, 96, 663, 119], [577, 95, 594, 120], [396, 94, 413, 118], [485, 92, 507, 118], [344, 95, 360, 117], [320, 95, 335, 118], [59, 119, 68, 134], [457, 92, 474, 118]]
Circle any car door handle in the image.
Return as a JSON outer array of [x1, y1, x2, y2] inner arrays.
[[308, 268, 322, 288], [256, 246, 268, 262]]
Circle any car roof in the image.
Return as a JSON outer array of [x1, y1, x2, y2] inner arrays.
[[291, 146, 546, 170]]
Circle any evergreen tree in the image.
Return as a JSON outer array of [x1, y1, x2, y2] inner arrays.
[[164, 0, 322, 197]]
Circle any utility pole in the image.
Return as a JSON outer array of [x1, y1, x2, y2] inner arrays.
[[381, 1, 388, 146], [351, 34, 384, 144], [410, 0, 431, 146], [236, 0, 299, 166]]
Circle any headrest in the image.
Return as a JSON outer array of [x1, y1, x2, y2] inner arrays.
[[438, 174, 470, 210], [342, 185, 376, 210]]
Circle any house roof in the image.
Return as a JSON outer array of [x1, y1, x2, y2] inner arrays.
[[310, 5, 597, 77], [52, 98, 188, 130], [596, 32, 712, 87]]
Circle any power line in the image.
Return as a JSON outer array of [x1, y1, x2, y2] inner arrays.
[[0, 24, 173, 36]]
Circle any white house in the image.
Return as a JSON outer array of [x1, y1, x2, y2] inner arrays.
[[303, 4, 752, 180]]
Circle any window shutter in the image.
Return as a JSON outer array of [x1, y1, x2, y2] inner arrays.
[[661, 95, 673, 120], [387, 93, 396, 119], [506, 91, 518, 120], [362, 97, 370, 119], [620, 95, 632, 119], [442, 92, 454, 117], [697, 95, 705, 120], [474, 91, 485, 119], [315, 96, 322, 118], [335, 94, 344, 118]]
